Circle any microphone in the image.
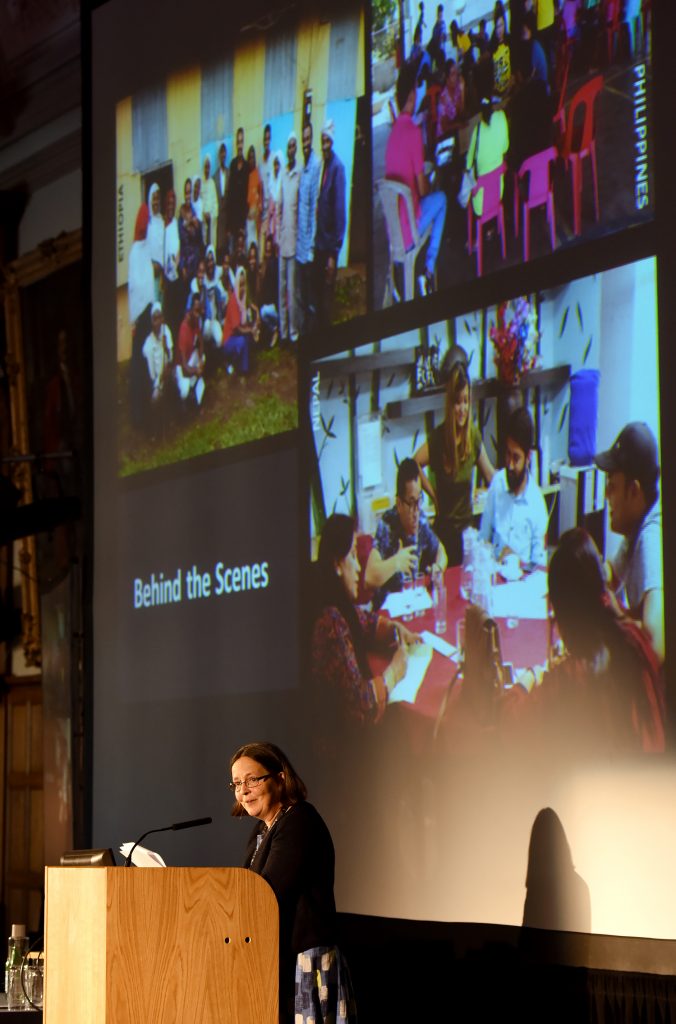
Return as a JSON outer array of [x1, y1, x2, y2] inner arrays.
[[124, 816, 212, 866]]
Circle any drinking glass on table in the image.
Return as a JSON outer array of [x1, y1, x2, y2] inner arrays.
[[26, 961, 44, 1008], [402, 551, 418, 621], [455, 615, 465, 664], [432, 567, 447, 635], [414, 571, 426, 619]]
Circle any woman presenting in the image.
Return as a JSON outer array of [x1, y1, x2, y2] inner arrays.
[[415, 361, 494, 564], [230, 741, 357, 1023]]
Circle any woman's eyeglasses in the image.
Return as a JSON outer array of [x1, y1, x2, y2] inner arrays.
[[228, 774, 271, 792]]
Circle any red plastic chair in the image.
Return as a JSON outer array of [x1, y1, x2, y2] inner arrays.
[[552, 37, 573, 140], [467, 162, 507, 277], [516, 147, 558, 261], [558, 75, 603, 236]]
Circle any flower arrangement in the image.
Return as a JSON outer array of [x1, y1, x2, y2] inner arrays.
[[489, 297, 539, 385]]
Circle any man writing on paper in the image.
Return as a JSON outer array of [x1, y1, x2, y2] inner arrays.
[[594, 422, 664, 663], [366, 458, 447, 609], [479, 407, 548, 569]]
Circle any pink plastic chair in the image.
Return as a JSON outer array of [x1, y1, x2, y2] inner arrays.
[[467, 162, 506, 277], [559, 75, 603, 236], [516, 147, 558, 261]]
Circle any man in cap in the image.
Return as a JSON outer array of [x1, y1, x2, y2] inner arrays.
[[315, 118, 346, 326], [594, 422, 663, 662]]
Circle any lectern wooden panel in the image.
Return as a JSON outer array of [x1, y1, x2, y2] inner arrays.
[[44, 867, 278, 1024]]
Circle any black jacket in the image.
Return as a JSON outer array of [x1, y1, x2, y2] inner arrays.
[[244, 801, 337, 959]]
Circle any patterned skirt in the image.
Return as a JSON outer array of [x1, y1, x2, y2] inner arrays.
[[293, 945, 358, 1024]]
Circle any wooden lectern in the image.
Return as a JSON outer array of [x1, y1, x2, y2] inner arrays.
[[44, 867, 278, 1023]]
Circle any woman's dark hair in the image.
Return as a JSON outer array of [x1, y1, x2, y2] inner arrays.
[[229, 741, 307, 817], [474, 54, 495, 123], [396, 60, 419, 111], [506, 405, 534, 457], [548, 528, 609, 660], [548, 528, 658, 745], [313, 513, 371, 680]]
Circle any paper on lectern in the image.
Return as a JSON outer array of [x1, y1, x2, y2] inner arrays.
[[119, 842, 167, 867]]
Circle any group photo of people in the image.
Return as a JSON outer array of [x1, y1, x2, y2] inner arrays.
[[115, 6, 365, 476], [371, 0, 652, 304], [308, 256, 664, 758]]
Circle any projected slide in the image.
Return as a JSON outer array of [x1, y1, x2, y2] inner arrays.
[[114, 5, 366, 477], [114, 446, 298, 702], [308, 257, 663, 757], [371, 0, 652, 305]]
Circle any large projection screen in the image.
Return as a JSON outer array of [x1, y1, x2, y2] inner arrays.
[[90, 0, 676, 943]]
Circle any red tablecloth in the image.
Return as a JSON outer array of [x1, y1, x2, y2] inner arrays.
[[373, 566, 549, 721]]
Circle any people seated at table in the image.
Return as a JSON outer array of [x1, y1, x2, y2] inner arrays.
[[593, 422, 664, 663], [479, 406, 548, 568], [415, 359, 495, 565], [506, 528, 664, 754], [365, 458, 447, 609], [311, 514, 420, 726], [465, 60, 509, 218], [385, 60, 448, 297]]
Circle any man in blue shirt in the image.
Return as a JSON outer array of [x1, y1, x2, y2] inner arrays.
[[480, 407, 548, 568], [366, 458, 447, 609], [315, 119, 346, 327], [296, 121, 320, 336]]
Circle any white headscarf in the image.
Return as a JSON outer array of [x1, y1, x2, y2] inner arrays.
[[234, 265, 247, 322], [147, 183, 164, 266], [128, 206, 154, 324], [270, 150, 284, 205]]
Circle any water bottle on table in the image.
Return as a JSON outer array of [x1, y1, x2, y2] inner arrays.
[[460, 527, 478, 600], [5, 923, 29, 1010]]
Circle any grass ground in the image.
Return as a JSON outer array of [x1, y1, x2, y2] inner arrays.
[[118, 344, 298, 477]]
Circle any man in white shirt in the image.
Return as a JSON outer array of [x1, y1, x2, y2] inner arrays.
[[278, 132, 300, 344], [480, 406, 548, 567]]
